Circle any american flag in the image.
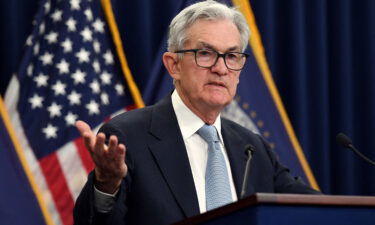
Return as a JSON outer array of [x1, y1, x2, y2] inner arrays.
[[4, 0, 136, 224]]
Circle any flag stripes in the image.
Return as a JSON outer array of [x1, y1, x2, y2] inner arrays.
[[40, 153, 75, 225]]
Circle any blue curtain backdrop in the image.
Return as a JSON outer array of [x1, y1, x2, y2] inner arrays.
[[1, 0, 375, 196]]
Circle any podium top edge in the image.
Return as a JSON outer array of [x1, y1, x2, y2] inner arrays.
[[173, 193, 375, 225], [252, 193, 375, 206]]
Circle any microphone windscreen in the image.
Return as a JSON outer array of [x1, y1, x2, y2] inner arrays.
[[244, 144, 255, 156], [336, 133, 352, 148]]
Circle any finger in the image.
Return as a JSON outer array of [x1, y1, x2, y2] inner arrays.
[[82, 134, 94, 153], [115, 143, 126, 158], [94, 132, 107, 154], [118, 144, 128, 178], [118, 143, 126, 155], [107, 135, 119, 152], [112, 143, 126, 164]]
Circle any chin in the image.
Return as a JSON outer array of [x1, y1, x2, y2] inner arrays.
[[200, 90, 233, 107], [207, 96, 231, 108]]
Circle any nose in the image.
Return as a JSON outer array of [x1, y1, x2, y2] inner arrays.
[[210, 56, 228, 76]]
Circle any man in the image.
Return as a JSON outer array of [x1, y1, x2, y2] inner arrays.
[[74, 1, 319, 224]]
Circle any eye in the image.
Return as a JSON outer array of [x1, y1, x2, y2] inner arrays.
[[226, 53, 240, 60], [197, 49, 214, 57]]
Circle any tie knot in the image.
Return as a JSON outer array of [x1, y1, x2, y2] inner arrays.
[[197, 124, 219, 143]]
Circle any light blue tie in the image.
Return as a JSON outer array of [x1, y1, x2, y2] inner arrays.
[[198, 124, 232, 211]]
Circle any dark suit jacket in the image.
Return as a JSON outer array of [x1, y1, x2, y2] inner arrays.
[[74, 95, 319, 225]]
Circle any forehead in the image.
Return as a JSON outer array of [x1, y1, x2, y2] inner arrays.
[[185, 19, 241, 51]]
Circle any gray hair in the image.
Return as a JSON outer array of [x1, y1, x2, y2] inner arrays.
[[167, 0, 250, 53]]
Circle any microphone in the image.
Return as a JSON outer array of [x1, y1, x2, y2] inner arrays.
[[336, 132, 375, 167], [240, 144, 255, 199]]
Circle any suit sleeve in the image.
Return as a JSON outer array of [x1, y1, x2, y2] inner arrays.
[[260, 137, 320, 194], [73, 172, 129, 225]]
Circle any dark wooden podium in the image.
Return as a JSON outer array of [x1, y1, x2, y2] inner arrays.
[[175, 193, 375, 225]]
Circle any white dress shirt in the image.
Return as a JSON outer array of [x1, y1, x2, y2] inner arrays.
[[94, 90, 238, 213], [171, 90, 237, 213]]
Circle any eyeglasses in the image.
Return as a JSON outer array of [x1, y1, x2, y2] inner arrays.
[[175, 49, 249, 71]]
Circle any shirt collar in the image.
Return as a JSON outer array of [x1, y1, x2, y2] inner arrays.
[[171, 90, 223, 142]]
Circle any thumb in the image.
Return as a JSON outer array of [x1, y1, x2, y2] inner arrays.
[[76, 120, 95, 148], [76, 120, 92, 135]]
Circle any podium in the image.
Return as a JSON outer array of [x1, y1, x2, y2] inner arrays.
[[174, 193, 375, 225]]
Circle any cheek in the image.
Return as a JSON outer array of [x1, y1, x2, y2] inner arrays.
[[229, 75, 240, 93], [180, 72, 205, 96], [186, 71, 206, 90]]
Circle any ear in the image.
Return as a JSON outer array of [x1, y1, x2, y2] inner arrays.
[[162, 52, 181, 80]]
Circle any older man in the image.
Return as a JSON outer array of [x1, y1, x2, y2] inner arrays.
[[73, 1, 319, 225]]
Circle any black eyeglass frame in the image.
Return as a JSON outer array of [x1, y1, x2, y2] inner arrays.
[[175, 49, 249, 71]]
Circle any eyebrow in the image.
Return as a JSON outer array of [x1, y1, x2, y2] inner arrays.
[[198, 42, 239, 52]]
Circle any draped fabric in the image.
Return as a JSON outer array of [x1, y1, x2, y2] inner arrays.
[[250, 0, 375, 195], [2, 0, 138, 224], [0, 0, 374, 207], [0, 97, 47, 225]]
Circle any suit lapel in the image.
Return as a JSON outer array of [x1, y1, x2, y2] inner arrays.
[[221, 120, 255, 197], [147, 96, 200, 218]]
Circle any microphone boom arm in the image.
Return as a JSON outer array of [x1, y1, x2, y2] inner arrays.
[[240, 144, 255, 199]]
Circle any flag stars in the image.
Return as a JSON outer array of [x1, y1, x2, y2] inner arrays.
[[67, 90, 82, 105], [86, 100, 100, 115], [71, 69, 86, 84], [51, 80, 66, 96], [34, 73, 49, 87], [16, 0, 134, 145], [28, 94, 44, 109], [61, 38, 73, 53], [25, 35, 33, 46], [100, 71, 112, 85], [56, 59, 70, 74], [27, 64, 34, 76], [84, 9, 93, 21], [92, 60, 100, 73], [39, 22, 45, 35], [70, 0, 81, 10], [66, 17, 77, 32], [90, 79, 100, 94], [45, 31, 59, 44], [93, 40, 101, 53], [39, 52, 54, 65], [43, 123, 58, 139], [80, 27, 93, 42], [115, 83, 125, 96], [92, 19, 105, 33], [51, 9, 63, 22], [44, 1, 51, 14], [101, 92, 109, 105], [47, 102, 63, 118], [33, 43, 40, 55], [65, 112, 78, 126], [75, 48, 90, 63], [103, 50, 114, 65]]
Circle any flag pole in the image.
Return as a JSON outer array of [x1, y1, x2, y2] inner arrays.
[[101, 0, 145, 108]]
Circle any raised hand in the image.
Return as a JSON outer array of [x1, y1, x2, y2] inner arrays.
[[76, 120, 127, 194]]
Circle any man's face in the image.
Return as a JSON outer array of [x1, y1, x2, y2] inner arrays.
[[174, 19, 242, 112]]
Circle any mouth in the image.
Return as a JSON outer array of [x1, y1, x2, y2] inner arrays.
[[206, 81, 226, 88]]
